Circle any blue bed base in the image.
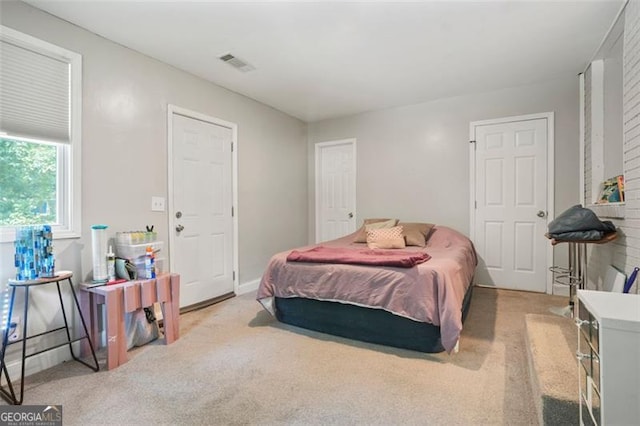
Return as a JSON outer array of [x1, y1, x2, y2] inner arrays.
[[274, 283, 474, 353]]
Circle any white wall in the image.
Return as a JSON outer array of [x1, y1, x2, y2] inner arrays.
[[307, 76, 580, 251], [585, 0, 640, 294], [0, 1, 307, 374], [604, 29, 624, 179]]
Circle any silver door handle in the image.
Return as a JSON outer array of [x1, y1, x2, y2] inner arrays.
[[176, 224, 184, 232], [537, 210, 546, 218]]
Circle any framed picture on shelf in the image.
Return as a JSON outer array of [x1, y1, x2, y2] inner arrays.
[[597, 175, 625, 203]]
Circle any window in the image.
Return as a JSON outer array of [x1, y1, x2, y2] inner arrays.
[[0, 138, 58, 225], [0, 26, 81, 242]]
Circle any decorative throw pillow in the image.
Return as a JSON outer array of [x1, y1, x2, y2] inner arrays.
[[397, 222, 435, 247], [366, 226, 406, 249], [353, 218, 398, 243]]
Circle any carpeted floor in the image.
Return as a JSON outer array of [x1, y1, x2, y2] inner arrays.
[[525, 313, 578, 425], [4, 286, 567, 425]]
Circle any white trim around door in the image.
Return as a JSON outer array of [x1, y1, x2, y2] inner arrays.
[[167, 104, 239, 296], [469, 112, 555, 294]]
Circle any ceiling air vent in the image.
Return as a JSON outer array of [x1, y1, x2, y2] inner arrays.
[[218, 53, 255, 72]]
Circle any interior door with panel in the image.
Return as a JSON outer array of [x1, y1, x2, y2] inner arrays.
[[472, 115, 551, 292], [171, 113, 234, 308], [315, 139, 357, 243]]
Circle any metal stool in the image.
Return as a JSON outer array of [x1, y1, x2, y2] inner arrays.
[[547, 232, 617, 318], [0, 271, 99, 405]]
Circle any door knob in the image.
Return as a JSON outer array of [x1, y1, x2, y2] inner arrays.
[[176, 224, 184, 232], [348, 212, 353, 219], [537, 210, 546, 218]]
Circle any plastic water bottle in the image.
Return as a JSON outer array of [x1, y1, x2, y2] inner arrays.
[[91, 224, 109, 282], [144, 246, 156, 279], [107, 245, 116, 282]]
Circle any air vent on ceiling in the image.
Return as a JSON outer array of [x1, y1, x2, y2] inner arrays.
[[218, 53, 255, 72]]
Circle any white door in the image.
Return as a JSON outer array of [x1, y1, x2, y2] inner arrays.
[[315, 139, 357, 243], [471, 114, 552, 292], [171, 112, 234, 307]]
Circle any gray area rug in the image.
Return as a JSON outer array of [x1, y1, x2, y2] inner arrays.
[[5, 287, 568, 425]]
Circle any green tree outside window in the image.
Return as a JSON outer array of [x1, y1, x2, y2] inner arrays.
[[0, 138, 57, 226]]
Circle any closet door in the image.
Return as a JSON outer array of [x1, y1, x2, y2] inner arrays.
[[315, 139, 357, 243]]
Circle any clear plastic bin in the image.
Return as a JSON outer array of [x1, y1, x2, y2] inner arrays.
[[133, 257, 164, 279], [115, 241, 164, 261], [116, 231, 158, 245]]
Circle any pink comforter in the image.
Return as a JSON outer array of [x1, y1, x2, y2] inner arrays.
[[287, 246, 431, 268], [257, 226, 477, 353]]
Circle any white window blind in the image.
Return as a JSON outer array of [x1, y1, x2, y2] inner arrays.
[[0, 26, 82, 242], [0, 35, 71, 143]]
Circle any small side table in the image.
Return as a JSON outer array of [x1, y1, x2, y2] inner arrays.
[[547, 232, 617, 317], [0, 271, 99, 405], [79, 273, 180, 370]]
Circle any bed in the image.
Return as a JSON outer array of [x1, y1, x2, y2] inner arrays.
[[256, 224, 477, 353]]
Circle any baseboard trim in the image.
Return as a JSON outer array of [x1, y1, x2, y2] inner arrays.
[[553, 284, 570, 297], [180, 292, 235, 314], [474, 283, 562, 296], [3, 343, 75, 381], [237, 278, 260, 295]]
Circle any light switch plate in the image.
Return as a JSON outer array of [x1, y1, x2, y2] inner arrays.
[[151, 196, 165, 212]]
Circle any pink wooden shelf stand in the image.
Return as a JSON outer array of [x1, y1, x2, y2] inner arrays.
[[79, 273, 180, 370]]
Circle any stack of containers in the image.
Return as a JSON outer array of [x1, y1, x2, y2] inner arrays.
[[115, 231, 164, 279], [14, 225, 55, 280]]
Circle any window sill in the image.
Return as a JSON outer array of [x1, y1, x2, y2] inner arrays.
[[0, 227, 80, 244], [588, 202, 625, 219]]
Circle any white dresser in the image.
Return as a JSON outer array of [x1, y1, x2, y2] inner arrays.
[[576, 290, 640, 425]]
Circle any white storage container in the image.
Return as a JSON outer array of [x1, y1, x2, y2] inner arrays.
[[115, 241, 164, 261]]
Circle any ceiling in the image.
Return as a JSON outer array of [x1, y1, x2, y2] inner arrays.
[[24, 0, 624, 123]]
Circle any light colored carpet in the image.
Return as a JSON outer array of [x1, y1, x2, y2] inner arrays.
[[6, 287, 567, 425], [525, 314, 578, 426]]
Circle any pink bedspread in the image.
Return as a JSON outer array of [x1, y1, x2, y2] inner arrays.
[[257, 226, 477, 353], [287, 246, 431, 268]]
